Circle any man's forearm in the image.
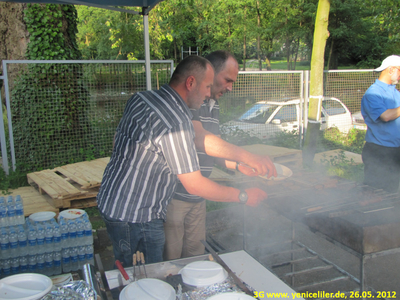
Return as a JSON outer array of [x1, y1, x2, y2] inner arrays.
[[380, 106, 400, 122], [196, 129, 255, 163], [193, 120, 276, 177]]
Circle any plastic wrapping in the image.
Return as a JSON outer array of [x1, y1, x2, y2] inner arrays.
[[41, 280, 95, 300], [181, 276, 254, 300]]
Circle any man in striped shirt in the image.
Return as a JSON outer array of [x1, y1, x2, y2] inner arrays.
[[164, 51, 277, 260], [97, 55, 268, 266]]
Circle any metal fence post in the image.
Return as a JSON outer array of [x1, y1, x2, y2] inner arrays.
[[0, 78, 9, 175]]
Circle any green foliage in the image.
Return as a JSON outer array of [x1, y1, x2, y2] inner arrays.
[[318, 150, 364, 182], [0, 166, 29, 195], [9, 4, 92, 173], [320, 127, 366, 154], [74, 1, 399, 66], [24, 4, 81, 60]]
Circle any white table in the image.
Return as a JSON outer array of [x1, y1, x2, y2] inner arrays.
[[105, 250, 303, 299]]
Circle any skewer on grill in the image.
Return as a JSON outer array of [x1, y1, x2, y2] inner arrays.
[[132, 253, 137, 281], [140, 252, 148, 278], [136, 251, 142, 277]]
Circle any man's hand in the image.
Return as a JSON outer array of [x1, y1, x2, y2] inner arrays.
[[245, 188, 268, 207], [240, 154, 277, 178]]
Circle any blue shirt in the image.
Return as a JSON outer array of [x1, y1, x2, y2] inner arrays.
[[97, 85, 200, 223], [361, 79, 400, 147]]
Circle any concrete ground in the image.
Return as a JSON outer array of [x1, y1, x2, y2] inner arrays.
[[94, 203, 400, 299]]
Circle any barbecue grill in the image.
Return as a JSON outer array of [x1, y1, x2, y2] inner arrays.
[[234, 167, 400, 297]]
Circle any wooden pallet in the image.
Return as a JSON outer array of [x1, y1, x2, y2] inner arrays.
[[6, 186, 59, 216], [27, 157, 109, 208]]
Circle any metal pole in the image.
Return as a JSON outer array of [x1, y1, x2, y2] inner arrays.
[[143, 13, 151, 91], [0, 81, 9, 175], [2, 61, 15, 171]]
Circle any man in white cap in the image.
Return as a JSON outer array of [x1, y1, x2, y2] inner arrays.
[[361, 55, 400, 192]]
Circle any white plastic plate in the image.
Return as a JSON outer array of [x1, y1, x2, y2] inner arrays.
[[119, 278, 176, 300], [179, 261, 228, 287], [29, 211, 56, 222], [58, 208, 86, 220], [0, 273, 52, 300]]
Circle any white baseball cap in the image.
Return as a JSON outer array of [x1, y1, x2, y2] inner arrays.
[[374, 55, 400, 72]]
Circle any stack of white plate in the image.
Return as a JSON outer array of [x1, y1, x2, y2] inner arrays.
[[119, 278, 176, 300], [0, 273, 53, 300], [29, 211, 56, 222], [179, 261, 228, 287]]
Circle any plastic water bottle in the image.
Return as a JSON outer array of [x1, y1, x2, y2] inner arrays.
[[19, 255, 28, 273], [36, 223, 45, 254], [44, 252, 54, 276], [11, 257, 19, 274], [70, 247, 79, 271], [62, 248, 71, 273], [17, 225, 28, 257], [6, 196, 16, 226], [27, 225, 38, 255], [44, 224, 54, 253], [68, 220, 77, 247], [2, 258, 11, 277], [28, 254, 37, 272], [0, 198, 7, 228], [53, 251, 62, 275], [83, 218, 93, 245], [36, 253, 45, 274], [85, 244, 94, 266], [76, 219, 85, 247], [59, 219, 69, 249], [14, 195, 24, 225], [0, 228, 10, 260], [52, 221, 62, 252], [8, 226, 19, 258], [78, 245, 86, 270]]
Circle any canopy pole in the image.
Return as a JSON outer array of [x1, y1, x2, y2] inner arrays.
[[143, 10, 151, 91]]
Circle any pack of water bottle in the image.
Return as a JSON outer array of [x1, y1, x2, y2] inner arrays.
[[0, 195, 25, 227], [0, 202, 95, 278], [58, 212, 94, 273]]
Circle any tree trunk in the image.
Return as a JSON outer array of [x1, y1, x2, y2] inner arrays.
[[242, 6, 247, 71], [302, 0, 330, 167], [0, 2, 29, 102], [257, 0, 262, 70], [293, 37, 300, 70]]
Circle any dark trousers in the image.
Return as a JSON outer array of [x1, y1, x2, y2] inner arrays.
[[362, 142, 400, 193], [101, 213, 165, 267]]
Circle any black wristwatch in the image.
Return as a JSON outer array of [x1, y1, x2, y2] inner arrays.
[[238, 190, 248, 204]]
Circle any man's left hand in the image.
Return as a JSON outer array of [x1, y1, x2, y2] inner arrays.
[[240, 154, 277, 178]]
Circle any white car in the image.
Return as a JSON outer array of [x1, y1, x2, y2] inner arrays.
[[351, 111, 367, 130], [222, 97, 354, 139]]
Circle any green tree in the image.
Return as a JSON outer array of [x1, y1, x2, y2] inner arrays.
[[11, 4, 91, 171], [303, 0, 330, 166]]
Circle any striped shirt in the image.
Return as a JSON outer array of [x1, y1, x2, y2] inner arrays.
[[174, 99, 220, 203], [97, 84, 200, 223]]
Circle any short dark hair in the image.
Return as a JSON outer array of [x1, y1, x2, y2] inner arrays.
[[169, 56, 213, 86], [205, 50, 237, 74]]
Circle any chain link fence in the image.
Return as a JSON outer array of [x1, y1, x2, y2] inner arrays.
[[0, 64, 386, 174], [1, 60, 173, 173], [219, 70, 378, 144]]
